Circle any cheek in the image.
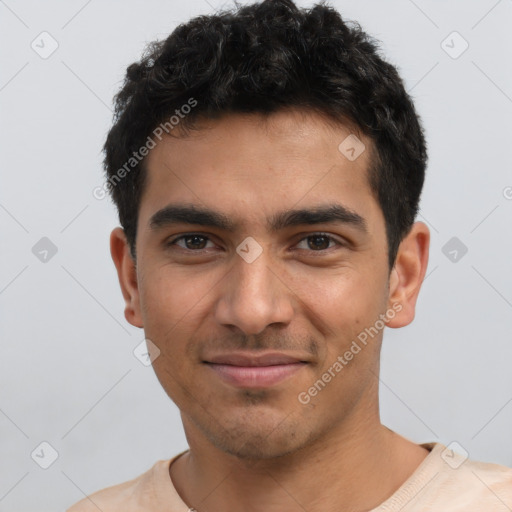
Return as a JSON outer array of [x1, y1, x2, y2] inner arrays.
[[140, 264, 214, 324], [140, 269, 211, 402], [297, 265, 377, 317], [295, 267, 386, 353]]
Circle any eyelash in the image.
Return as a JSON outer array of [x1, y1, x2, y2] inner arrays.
[[166, 232, 345, 253]]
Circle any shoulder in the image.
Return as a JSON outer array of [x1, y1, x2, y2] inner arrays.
[[452, 456, 512, 499], [378, 442, 512, 511], [65, 459, 172, 512], [420, 443, 512, 508]]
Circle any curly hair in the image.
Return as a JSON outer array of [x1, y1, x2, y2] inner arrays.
[[103, 0, 427, 270]]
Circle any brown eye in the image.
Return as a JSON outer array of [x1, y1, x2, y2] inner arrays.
[[184, 235, 207, 249], [307, 235, 331, 250], [167, 234, 215, 251], [296, 233, 341, 251]]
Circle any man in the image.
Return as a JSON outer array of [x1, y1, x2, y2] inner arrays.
[[68, 0, 512, 510]]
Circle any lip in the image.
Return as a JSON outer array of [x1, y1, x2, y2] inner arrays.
[[205, 352, 308, 366], [203, 352, 309, 388]]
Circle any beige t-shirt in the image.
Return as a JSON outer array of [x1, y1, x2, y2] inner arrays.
[[67, 442, 512, 511]]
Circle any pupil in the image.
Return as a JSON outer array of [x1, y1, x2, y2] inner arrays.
[[187, 235, 205, 249], [310, 235, 328, 250]]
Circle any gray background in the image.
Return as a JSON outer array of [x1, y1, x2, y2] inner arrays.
[[1, 0, 511, 510]]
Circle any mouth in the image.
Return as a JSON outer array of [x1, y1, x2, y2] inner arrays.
[[203, 352, 309, 388]]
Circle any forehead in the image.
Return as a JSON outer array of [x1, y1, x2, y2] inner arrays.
[[138, 109, 382, 233]]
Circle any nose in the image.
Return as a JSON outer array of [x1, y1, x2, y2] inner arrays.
[[214, 248, 294, 335]]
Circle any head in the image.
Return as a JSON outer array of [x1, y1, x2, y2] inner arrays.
[[108, 0, 430, 459]]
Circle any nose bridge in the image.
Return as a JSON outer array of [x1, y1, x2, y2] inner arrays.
[[234, 250, 275, 300], [215, 246, 293, 334]]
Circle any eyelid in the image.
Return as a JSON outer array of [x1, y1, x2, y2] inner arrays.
[[166, 231, 346, 251], [166, 232, 218, 249], [293, 232, 346, 250]]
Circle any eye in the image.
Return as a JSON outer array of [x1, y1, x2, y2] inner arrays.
[[295, 233, 343, 251], [166, 232, 345, 254], [167, 233, 216, 251]]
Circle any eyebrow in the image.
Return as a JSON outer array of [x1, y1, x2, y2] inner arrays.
[[149, 203, 368, 234]]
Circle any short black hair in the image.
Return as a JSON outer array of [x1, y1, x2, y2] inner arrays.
[[103, 0, 427, 270]]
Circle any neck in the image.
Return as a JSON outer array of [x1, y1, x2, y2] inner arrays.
[[170, 412, 429, 512]]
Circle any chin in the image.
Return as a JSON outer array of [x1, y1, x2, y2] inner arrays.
[[198, 409, 314, 461], [217, 434, 302, 460]]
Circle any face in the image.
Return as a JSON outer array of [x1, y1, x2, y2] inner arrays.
[[111, 108, 429, 460]]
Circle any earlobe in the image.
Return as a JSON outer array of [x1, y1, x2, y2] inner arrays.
[[110, 227, 144, 329], [386, 221, 430, 329]]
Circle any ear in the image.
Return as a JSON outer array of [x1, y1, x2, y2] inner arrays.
[[386, 221, 430, 328], [110, 227, 144, 328]]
